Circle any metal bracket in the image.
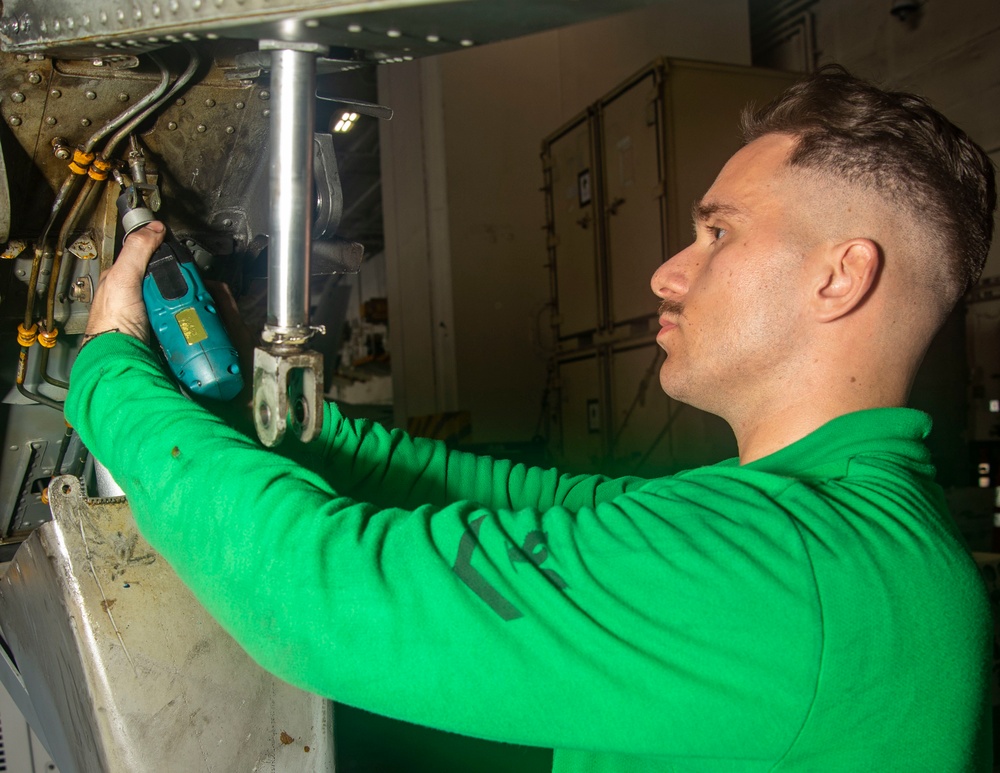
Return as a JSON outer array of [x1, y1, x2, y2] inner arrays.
[[253, 345, 324, 447]]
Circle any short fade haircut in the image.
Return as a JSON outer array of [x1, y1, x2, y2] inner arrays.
[[741, 64, 996, 298]]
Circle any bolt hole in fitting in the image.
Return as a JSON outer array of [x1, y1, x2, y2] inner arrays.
[[293, 395, 308, 426], [258, 401, 271, 428], [61, 483, 71, 495]]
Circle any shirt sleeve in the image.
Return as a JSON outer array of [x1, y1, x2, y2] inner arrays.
[[65, 333, 821, 762], [280, 401, 648, 513]]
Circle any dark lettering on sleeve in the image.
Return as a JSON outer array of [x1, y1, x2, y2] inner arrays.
[[453, 515, 524, 621], [507, 530, 569, 590]]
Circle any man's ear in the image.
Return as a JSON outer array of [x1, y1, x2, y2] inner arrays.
[[812, 238, 881, 322]]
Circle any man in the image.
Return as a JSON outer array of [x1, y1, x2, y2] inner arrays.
[[68, 67, 996, 771]]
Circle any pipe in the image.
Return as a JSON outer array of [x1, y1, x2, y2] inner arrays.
[[82, 53, 172, 154], [46, 178, 99, 330], [17, 50, 187, 409], [99, 46, 200, 161], [22, 175, 83, 330], [23, 51, 174, 333], [41, 47, 202, 339], [267, 48, 315, 332], [15, 347, 62, 410]]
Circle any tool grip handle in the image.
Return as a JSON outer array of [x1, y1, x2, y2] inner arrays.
[[143, 240, 243, 401]]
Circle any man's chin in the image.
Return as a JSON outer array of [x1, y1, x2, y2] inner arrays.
[[658, 371, 689, 404], [659, 368, 709, 412]]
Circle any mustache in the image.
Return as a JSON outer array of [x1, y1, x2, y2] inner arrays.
[[658, 299, 684, 317]]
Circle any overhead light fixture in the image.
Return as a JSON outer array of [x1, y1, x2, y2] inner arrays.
[[333, 111, 360, 133]]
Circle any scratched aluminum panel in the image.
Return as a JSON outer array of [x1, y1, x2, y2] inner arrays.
[[0, 0, 667, 59], [0, 475, 334, 773]]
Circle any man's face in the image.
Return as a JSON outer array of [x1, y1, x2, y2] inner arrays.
[[650, 133, 815, 417]]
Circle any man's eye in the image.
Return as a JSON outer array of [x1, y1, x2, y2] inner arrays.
[[704, 225, 727, 241]]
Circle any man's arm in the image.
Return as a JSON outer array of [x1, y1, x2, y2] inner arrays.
[[280, 404, 647, 513], [66, 335, 819, 759], [66, 228, 821, 760], [91, 222, 646, 515]]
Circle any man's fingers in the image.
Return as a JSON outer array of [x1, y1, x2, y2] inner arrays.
[[83, 222, 167, 342], [118, 222, 167, 275]]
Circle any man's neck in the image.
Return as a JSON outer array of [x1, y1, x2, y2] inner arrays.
[[731, 387, 908, 465]]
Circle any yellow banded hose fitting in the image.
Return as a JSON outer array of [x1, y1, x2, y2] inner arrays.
[[68, 148, 95, 175], [38, 328, 58, 348], [88, 157, 112, 181], [17, 322, 38, 347]]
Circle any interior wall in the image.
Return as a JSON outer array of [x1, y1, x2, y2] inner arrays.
[[380, 1, 752, 443], [808, 0, 1000, 160]]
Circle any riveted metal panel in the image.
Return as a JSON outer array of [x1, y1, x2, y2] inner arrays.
[[0, 0, 670, 59]]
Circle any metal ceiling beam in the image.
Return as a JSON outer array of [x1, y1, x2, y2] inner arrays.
[[0, 0, 671, 59]]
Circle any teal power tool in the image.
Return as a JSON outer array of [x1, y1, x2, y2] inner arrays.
[[115, 177, 244, 400]]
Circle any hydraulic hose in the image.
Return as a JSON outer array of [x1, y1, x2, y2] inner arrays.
[[23, 52, 172, 334], [35, 46, 201, 380], [39, 346, 69, 390]]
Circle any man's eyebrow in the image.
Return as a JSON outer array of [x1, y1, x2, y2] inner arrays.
[[691, 200, 744, 223]]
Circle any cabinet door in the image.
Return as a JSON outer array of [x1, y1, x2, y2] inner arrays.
[[609, 343, 669, 473], [556, 354, 604, 471], [547, 117, 600, 338], [663, 64, 800, 256], [601, 73, 664, 328]]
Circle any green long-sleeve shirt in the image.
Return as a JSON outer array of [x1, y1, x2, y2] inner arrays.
[[66, 334, 991, 772]]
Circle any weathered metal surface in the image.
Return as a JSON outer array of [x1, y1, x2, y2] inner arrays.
[[0, 44, 269, 241], [0, 0, 667, 59], [0, 475, 335, 772]]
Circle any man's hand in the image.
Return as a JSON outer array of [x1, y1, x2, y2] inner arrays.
[[86, 222, 166, 344]]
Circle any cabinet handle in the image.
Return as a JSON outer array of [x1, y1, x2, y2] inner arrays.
[[607, 196, 626, 215]]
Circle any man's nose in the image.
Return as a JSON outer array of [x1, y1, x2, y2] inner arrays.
[[651, 245, 694, 300]]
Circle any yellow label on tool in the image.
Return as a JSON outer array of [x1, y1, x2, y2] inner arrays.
[[175, 308, 208, 345]]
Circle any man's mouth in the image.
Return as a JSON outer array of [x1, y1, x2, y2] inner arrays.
[[656, 298, 684, 332]]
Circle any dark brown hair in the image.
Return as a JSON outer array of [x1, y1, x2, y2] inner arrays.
[[742, 65, 996, 297]]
